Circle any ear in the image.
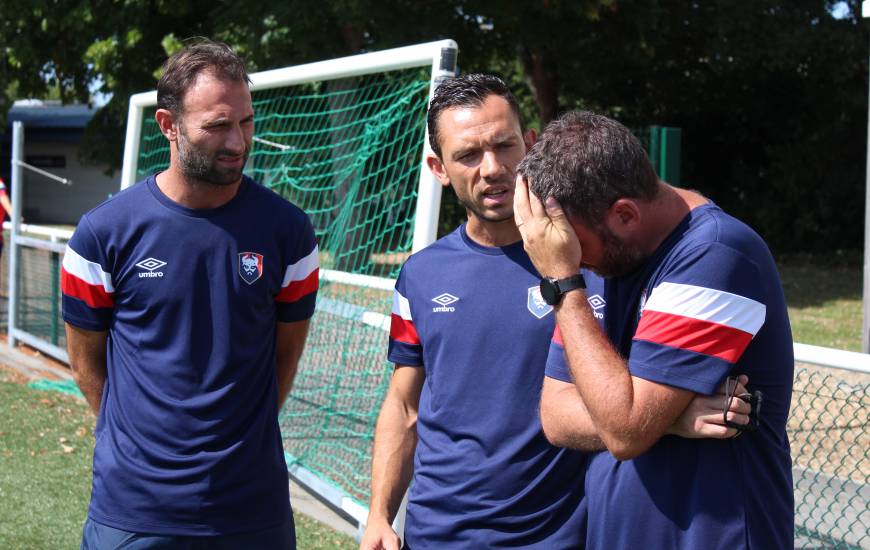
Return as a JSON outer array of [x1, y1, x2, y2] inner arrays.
[[607, 198, 641, 235], [155, 109, 178, 141], [523, 128, 537, 150], [426, 153, 452, 187]]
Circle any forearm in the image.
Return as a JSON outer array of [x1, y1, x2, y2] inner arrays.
[[368, 400, 417, 524], [557, 292, 662, 457], [275, 359, 298, 409], [540, 380, 605, 451], [64, 324, 107, 415], [275, 320, 310, 408], [72, 362, 106, 415]]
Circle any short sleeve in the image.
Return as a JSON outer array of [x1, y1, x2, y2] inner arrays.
[[61, 216, 115, 330], [387, 266, 423, 366], [275, 213, 319, 323], [629, 243, 767, 394], [544, 324, 572, 383]]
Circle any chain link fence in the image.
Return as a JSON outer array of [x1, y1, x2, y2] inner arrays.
[[791, 364, 869, 549]]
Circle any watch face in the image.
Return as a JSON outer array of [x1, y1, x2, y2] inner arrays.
[[539, 278, 559, 305]]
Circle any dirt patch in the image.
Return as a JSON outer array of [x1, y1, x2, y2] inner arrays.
[[0, 362, 29, 385]]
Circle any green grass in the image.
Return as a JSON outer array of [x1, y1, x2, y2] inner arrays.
[[0, 371, 92, 549], [0, 369, 356, 549], [296, 514, 357, 549], [778, 254, 862, 351]]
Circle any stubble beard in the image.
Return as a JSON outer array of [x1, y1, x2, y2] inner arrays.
[[458, 195, 514, 223], [177, 126, 248, 187], [455, 177, 515, 224], [593, 225, 646, 279]]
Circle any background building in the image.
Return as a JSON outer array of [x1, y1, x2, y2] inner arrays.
[[1, 100, 118, 225]]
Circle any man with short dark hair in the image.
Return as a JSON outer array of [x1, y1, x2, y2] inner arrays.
[[360, 77, 753, 550], [515, 110, 794, 548], [62, 40, 318, 548]]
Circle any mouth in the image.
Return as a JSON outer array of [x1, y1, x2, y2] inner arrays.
[[216, 155, 245, 168], [481, 186, 511, 202]]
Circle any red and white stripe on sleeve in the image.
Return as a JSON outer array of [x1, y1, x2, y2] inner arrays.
[[275, 245, 319, 303], [60, 245, 115, 308], [390, 290, 420, 345], [633, 282, 766, 363]]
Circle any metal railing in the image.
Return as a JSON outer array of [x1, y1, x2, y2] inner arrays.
[[7, 121, 73, 363]]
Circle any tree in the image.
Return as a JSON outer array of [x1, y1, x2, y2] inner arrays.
[[2, 0, 867, 252]]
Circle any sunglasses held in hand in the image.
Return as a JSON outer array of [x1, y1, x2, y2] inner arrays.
[[723, 376, 763, 435]]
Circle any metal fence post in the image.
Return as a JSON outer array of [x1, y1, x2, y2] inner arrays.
[[648, 125, 682, 186], [50, 248, 60, 345], [660, 127, 681, 186], [8, 122, 23, 348]]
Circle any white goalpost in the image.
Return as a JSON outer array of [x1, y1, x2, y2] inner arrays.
[[121, 39, 458, 254]]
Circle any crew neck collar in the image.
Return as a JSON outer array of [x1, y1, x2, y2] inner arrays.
[[147, 174, 250, 218], [459, 223, 525, 256]]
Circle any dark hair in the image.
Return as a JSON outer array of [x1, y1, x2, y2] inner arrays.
[[426, 73, 523, 158], [156, 39, 251, 116], [517, 111, 659, 226]]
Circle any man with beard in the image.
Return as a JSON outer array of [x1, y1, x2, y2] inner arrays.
[[514, 111, 794, 548], [360, 76, 754, 550], [61, 40, 318, 549]]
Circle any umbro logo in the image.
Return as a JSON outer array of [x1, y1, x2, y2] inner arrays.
[[431, 293, 458, 312], [136, 257, 167, 278], [587, 294, 606, 309], [587, 293, 605, 319]]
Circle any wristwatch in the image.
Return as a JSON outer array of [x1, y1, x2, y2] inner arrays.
[[539, 273, 586, 305]]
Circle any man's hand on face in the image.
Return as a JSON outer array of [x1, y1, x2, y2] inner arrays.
[[514, 175, 583, 278]]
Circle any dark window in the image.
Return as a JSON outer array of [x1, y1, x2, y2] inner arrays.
[[25, 155, 66, 168]]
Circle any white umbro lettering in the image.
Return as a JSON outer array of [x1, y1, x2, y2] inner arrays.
[[136, 257, 167, 278], [431, 293, 458, 313]]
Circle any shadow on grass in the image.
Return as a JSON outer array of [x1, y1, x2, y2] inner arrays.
[[777, 253, 861, 309]]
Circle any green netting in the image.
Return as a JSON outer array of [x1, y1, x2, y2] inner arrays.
[[790, 366, 869, 549], [135, 68, 431, 506]]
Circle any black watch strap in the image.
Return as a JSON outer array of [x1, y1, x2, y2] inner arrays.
[[540, 273, 586, 305]]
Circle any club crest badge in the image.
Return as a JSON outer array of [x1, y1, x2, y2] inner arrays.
[[527, 286, 554, 319], [238, 252, 264, 284]]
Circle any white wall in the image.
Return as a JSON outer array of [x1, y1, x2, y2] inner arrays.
[[20, 142, 119, 225]]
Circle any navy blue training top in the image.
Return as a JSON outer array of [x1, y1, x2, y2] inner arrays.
[[389, 224, 587, 548], [61, 175, 318, 535], [547, 204, 794, 549]]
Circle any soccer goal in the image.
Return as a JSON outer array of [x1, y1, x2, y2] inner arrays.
[[120, 39, 458, 532]]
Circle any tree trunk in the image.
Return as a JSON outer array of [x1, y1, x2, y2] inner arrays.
[[518, 45, 559, 126]]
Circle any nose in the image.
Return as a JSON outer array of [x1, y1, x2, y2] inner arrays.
[[480, 150, 503, 180], [225, 124, 248, 154]]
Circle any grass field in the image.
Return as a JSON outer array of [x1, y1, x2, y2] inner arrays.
[[779, 254, 863, 351], [0, 366, 356, 550]]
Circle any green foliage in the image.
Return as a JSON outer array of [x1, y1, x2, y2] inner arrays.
[[1, 0, 866, 252]]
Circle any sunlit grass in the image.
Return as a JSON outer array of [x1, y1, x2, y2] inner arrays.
[[0, 368, 356, 549], [778, 255, 862, 351]]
